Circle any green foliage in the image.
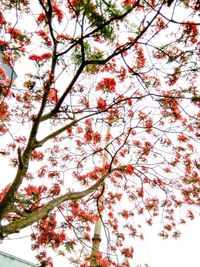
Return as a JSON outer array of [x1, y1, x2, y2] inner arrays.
[[191, 95, 200, 102], [64, 241, 75, 252], [72, 40, 104, 68]]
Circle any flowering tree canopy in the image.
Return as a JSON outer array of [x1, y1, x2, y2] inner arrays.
[[0, 0, 199, 266]]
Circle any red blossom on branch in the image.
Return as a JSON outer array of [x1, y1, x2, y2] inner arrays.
[[52, 3, 64, 23], [96, 77, 116, 93], [37, 30, 52, 46], [124, 164, 135, 175], [121, 247, 134, 258], [7, 27, 22, 39], [0, 102, 9, 121], [184, 21, 199, 44], [97, 98, 107, 111], [36, 13, 46, 24], [29, 53, 52, 61], [48, 88, 58, 103], [177, 134, 189, 142], [122, 0, 137, 8], [31, 150, 44, 161]]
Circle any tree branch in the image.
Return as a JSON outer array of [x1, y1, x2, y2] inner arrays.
[[0, 166, 125, 236], [0, 168, 114, 236], [35, 119, 78, 147]]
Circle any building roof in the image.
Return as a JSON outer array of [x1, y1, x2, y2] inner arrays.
[[0, 251, 38, 267]]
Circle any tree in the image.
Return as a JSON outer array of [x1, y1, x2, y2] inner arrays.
[[0, 0, 199, 266]]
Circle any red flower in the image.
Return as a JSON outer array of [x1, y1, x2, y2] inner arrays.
[[37, 30, 52, 46], [0, 66, 7, 80], [127, 99, 132, 106], [0, 102, 9, 121], [24, 184, 47, 196], [84, 127, 94, 142], [7, 27, 22, 39], [163, 167, 171, 173], [184, 21, 199, 44], [37, 13, 46, 24], [85, 119, 92, 126], [0, 11, 6, 25], [52, 4, 63, 23], [187, 210, 194, 220], [122, 0, 136, 7], [97, 98, 107, 111], [96, 78, 116, 93], [29, 53, 52, 61], [121, 247, 134, 258], [71, 0, 79, 7], [121, 210, 130, 219], [124, 164, 135, 175], [164, 224, 172, 231], [119, 67, 127, 82], [156, 16, 166, 30], [0, 124, 8, 135], [108, 109, 120, 121], [136, 47, 146, 68], [145, 118, 153, 133], [31, 150, 44, 161], [177, 134, 188, 142], [48, 88, 58, 103], [0, 184, 11, 202]]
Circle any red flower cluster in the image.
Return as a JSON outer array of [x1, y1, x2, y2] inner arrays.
[[72, 206, 99, 222], [121, 209, 131, 219], [121, 247, 134, 258], [31, 150, 44, 161], [84, 127, 93, 142], [52, 3, 64, 23], [48, 88, 58, 103], [95, 253, 110, 267], [0, 124, 7, 135], [0, 39, 8, 48], [71, 0, 79, 7], [108, 192, 122, 201], [119, 67, 127, 82], [24, 184, 47, 197], [48, 171, 60, 179], [32, 213, 66, 250], [97, 98, 107, 111], [0, 11, 6, 25], [124, 164, 135, 175], [0, 184, 11, 202], [108, 109, 120, 122], [7, 27, 22, 39], [96, 77, 116, 93], [145, 118, 153, 133], [122, 0, 136, 8], [37, 30, 52, 46], [145, 197, 159, 211], [0, 102, 9, 121], [135, 46, 146, 68], [29, 53, 52, 61], [177, 133, 188, 142], [156, 16, 166, 30], [36, 251, 53, 267], [184, 21, 199, 44], [36, 13, 46, 24], [161, 96, 182, 121]]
